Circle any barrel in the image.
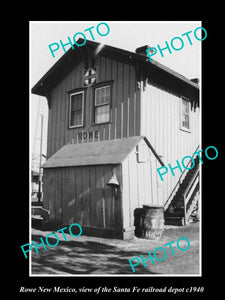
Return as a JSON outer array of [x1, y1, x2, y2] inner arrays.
[[142, 205, 164, 240]]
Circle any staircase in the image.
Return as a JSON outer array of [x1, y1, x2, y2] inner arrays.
[[164, 152, 200, 226]]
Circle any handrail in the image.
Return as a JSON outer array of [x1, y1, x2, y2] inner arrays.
[[184, 168, 199, 204], [164, 144, 200, 210], [185, 178, 199, 209], [143, 137, 165, 166], [183, 169, 199, 225], [185, 183, 199, 222]]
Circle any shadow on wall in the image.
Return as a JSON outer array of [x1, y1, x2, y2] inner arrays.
[[31, 233, 158, 275]]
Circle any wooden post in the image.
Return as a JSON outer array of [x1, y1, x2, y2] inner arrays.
[[102, 197, 105, 228], [183, 195, 186, 226], [38, 114, 43, 204]]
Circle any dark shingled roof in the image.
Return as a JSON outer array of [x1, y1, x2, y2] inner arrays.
[[42, 136, 145, 168], [32, 39, 199, 104]]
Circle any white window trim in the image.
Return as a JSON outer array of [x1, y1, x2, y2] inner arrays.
[[69, 91, 84, 128], [94, 85, 111, 124], [180, 97, 191, 133]]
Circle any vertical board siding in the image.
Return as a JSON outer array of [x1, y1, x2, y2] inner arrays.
[[116, 62, 123, 139], [44, 143, 161, 232], [64, 168, 76, 225], [123, 64, 129, 138], [47, 54, 140, 157], [95, 166, 104, 227], [141, 83, 200, 205], [103, 165, 113, 228], [121, 141, 161, 229], [111, 60, 117, 139], [75, 166, 83, 225], [82, 166, 91, 226], [44, 169, 56, 223], [113, 165, 123, 228], [121, 159, 130, 228], [44, 165, 123, 229], [55, 86, 61, 154], [129, 68, 135, 137], [128, 154, 138, 227], [89, 166, 96, 225], [55, 168, 62, 224]]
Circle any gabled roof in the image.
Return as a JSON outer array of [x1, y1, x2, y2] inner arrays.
[[32, 39, 199, 103]]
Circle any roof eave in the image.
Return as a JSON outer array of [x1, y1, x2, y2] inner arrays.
[[31, 39, 199, 98]]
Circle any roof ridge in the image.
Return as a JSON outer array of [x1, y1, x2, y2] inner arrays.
[[32, 39, 199, 98]]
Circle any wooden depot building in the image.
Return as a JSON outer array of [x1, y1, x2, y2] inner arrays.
[[32, 40, 200, 239]]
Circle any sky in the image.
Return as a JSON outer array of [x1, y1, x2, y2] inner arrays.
[[30, 21, 201, 169]]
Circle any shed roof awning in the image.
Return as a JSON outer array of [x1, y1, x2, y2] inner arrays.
[[42, 136, 146, 168]]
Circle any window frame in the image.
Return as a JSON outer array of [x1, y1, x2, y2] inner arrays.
[[93, 81, 113, 125], [180, 97, 191, 132], [68, 90, 85, 128]]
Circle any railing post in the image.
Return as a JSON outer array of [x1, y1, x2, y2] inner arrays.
[[164, 145, 200, 212], [183, 195, 187, 226]]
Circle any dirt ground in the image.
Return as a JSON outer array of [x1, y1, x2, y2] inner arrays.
[[31, 222, 200, 275]]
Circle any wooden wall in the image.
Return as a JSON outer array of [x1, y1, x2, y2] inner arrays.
[[43, 138, 162, 233], [44, 49, 200, 228], [47, 54, 141, 158], [43, 165, 122, 229], [140, 82, 200, 204], [121, 139, 162, 229]]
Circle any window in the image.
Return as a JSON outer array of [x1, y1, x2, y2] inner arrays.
[[69, 91, 84, 128], [94, 85, 111, 124], [180, 98, 190, 131]]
